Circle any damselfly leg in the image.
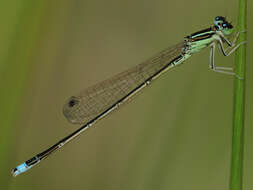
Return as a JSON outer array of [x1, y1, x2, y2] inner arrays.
[[209, 30, 247, 78]]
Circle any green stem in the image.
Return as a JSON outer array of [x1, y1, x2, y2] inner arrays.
[[230, 0, 247, 190], [0, 1, 46, 188]]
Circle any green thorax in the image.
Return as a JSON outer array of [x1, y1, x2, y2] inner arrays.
[[184, 27, 217, 54]]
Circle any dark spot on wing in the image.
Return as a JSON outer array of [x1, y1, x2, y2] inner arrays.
[[68, 97, 79, 107]]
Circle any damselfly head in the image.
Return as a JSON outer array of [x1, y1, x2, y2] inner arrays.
[[213, 16, 234, 35]]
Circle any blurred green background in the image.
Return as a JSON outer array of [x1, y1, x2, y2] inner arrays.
[[0, 0, 252, 189]]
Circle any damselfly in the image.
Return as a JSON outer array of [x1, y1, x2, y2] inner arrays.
[[12, 16, 246, 177]]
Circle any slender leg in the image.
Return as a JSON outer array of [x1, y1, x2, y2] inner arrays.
[[217, 40, 246, 79], [218, 39, 247, 57], [209, 31, 246, 79], [209, 43, 235, 75], [209, 42, 215, 69], [222, 30, 247, 47]]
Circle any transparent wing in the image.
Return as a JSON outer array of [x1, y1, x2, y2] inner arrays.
[[63, 42, 184, 124]]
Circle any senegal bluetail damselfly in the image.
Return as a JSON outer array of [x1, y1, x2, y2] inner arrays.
[[12, 16, 246, 177]]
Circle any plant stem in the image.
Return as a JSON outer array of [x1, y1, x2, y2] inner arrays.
[[230, 0, 247, 190]]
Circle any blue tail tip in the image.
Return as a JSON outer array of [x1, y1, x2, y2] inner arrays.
[[12, 162, 30, 177]]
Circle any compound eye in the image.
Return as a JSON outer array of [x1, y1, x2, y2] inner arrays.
[[226, 22, 233, 29], [223, 23, 227, 28], [215, 16, 219, 21]]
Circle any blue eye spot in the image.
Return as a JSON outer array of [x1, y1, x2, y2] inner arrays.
[[214, 16, 226, 22]]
